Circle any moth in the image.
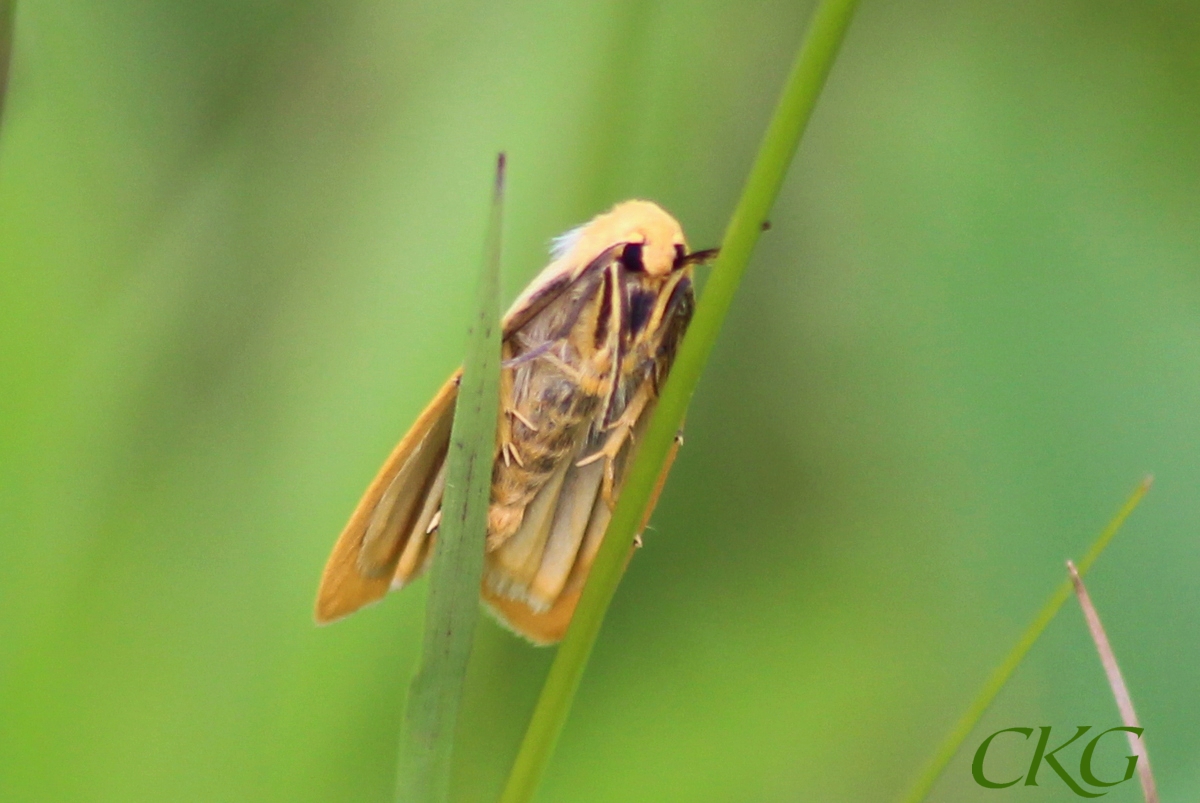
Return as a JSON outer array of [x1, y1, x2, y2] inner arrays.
[[314, 200, 715, 644]]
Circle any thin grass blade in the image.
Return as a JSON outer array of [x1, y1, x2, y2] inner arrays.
[[396, 154, 505, 803], [498, 3, 860, 801], [1067, 561, 1157, 803], [898, 475, 1153, 803]]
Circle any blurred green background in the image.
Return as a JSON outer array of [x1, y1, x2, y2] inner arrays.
[[2, 1, 1198, 801]]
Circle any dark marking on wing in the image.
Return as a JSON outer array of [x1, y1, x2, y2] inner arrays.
[[594, 267, 613, 349], [601, 262, 626, 422], [652, 275, 694, 393], [546, 269, 606, 342], [626, 288, 657, 338]]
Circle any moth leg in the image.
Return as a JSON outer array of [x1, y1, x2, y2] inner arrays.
[[502, 440, 525, 467], [502, 340, 553, 369], [602, 404, 644, 436], [631, 427, 685, 542], [578, 383, 656, 504], [527, 348, 615, 397], [508, 408, 538, 431], [500, 406, 533, 467], [575, 422, 633, 505], [527, 350, 584, 382]]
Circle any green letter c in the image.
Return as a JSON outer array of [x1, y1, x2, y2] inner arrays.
[[972, 728, 1034, 788]]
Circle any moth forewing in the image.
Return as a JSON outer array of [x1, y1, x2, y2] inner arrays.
[[480, 404, 684, 645], [313, 373, 458, 623], [527, 458, 606, 604], [391, 456, 448, 588], [315, 199, 705, 643]]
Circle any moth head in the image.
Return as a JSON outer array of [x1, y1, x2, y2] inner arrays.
[[556, 199, 688, 278]]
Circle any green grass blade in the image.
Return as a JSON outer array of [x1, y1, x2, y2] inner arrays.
[[396, 154, 505, 803], [497, 3, 860, 802], [898, 475, 1153, 803]]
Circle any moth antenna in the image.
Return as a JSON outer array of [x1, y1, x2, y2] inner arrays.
[[677, 247, 719, 267]]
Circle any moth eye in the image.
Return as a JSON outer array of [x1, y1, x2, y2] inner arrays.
[[673, 244, 686, 267], [620, 242, 645, 273]]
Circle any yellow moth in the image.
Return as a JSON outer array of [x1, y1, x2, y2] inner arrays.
[[315, 200, 715, 644]]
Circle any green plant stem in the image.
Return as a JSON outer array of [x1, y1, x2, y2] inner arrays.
[[396, 155, 505, 803], [898, 475, 1153, 803], [498, 3, 860, 802]]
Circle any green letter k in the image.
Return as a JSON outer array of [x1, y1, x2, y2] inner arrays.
[[1025, 726, 1103, 798]]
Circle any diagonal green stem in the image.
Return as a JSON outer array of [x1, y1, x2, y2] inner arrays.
[[498, 3, 860, 802], [898, 475, 1153, 803], [396, 155, 505, 803]]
